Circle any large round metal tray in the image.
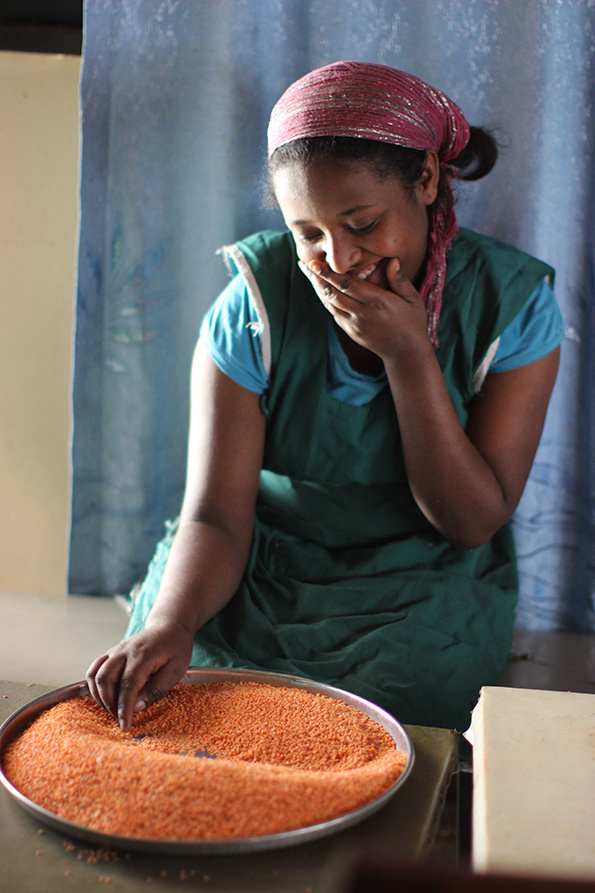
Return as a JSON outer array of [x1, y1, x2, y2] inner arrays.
[[0, 667, 413, 855]]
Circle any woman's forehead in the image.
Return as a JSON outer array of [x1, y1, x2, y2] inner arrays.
[[272, 156, 399, 215]]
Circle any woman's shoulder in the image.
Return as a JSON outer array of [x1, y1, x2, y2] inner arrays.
[[449, 227, 555, 283], [219, 229, 315, 378], [490, 278, 563, 373], [223, 229, 296, 274], [439, 228, 557, 386]]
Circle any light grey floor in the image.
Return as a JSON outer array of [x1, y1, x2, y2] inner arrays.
[[3, 588, 595, 695], [0, 591, 129, 687], [500, 628, 595, 694]]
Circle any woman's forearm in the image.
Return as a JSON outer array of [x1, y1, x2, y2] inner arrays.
[[384, 344, 559, 549], [145, 515, 252, 634], [385, 348, 505, 548], [86, 351, 266, 729]]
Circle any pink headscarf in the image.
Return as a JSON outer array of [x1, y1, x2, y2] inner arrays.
[[268, 61, 471, 345]]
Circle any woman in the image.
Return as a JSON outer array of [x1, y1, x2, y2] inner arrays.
[[87, 62, 562, 732]]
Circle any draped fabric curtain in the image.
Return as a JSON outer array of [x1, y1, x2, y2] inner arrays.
[[70, 0, 595, 631]]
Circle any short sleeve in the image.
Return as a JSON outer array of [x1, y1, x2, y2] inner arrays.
[[200, 275, 269, 393], [490, 279, 564, 373]]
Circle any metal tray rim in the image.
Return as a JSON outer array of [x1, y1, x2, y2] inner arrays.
[[0, 667, 414, 855]]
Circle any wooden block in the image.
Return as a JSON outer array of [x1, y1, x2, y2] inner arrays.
[[471, 686, 595, 880]]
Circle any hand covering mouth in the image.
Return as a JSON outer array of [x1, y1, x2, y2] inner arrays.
[[353, 258, 390, 288], [355, 263, 378, 280]]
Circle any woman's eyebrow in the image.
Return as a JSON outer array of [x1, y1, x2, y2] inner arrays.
[[338, 204, 375, 217], [290, 204, 375, 226]]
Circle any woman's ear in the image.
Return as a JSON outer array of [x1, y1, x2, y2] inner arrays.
[[417, 151, 440, 205]]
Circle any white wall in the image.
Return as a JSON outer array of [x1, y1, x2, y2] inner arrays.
[[0, 52, 81, 596]]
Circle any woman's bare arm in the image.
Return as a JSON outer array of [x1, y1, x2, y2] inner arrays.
[[87, 338, 266, 728], [384, 343, 559, 548]]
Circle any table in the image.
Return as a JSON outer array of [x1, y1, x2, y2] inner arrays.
[[0, 679, 457, 893], [471, 686, 595, 880]]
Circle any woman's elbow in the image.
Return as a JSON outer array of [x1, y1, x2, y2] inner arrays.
[[442, 528, 494, 551], [432, 503, 512, 550], [439, 511, 513, 550]]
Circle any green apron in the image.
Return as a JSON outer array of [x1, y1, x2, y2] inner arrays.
[[127, 228, 554, 731]]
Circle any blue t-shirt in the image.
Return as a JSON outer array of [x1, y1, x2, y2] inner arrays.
[[201, 275, 563, 406]]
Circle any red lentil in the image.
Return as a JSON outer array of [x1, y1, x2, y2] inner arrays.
[[3, 682, 407, 841]]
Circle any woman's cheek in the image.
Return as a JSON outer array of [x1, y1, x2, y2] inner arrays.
[[297, 245, 317, 265]]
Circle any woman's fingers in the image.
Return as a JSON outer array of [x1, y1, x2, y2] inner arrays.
[[131, 662, 187, 721], [299, 258, 419, 324], [116, 648, 191, 730], [299, 261, 365, 313], [115, 665, 152, 731], [384, 256, 419, 302], [86, 640, 162, 729], [86, 652, 114, 712], [299, 256, 431, 359], [86, 627, 195, 730], [87, 650, 130, 718]]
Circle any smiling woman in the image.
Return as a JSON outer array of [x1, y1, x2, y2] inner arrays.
[[272, 155, 437, 377], [87, 62, 563, 733], [275, 154, 435, 283]]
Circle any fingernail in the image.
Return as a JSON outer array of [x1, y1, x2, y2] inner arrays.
[[308, 261, 323, 275], [134, 699, 146, 713]]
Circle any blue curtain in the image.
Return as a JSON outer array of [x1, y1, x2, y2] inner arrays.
[[70, 0, 595, 632]]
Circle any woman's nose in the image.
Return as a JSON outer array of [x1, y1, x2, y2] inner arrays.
[[323, 236, 361, 274]]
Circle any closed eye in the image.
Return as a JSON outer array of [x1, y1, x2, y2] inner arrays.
[[294, 217, 378, 244], [296, 231, 322, 244], [349, 219, 379, 236]]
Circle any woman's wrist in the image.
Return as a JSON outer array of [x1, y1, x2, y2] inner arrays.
[[382, 330, 436, 377], [144, 608, 197, 641]]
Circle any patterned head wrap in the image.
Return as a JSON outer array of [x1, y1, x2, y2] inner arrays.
[[268, 61, 471, 344]]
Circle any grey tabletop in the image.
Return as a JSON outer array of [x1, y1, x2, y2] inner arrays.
[[0, 679, 458, 893]]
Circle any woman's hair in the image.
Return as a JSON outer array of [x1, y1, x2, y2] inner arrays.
[[266, 129, 498, 244], [267, 126, 498, 196]]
